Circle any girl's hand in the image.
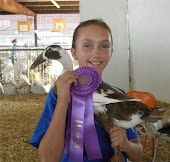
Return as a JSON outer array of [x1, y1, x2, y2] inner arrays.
[[109, 126, 129, 152], [56, 71, 79, 105]]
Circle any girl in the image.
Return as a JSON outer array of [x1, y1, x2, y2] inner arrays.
[[30, 19, 143, 162]]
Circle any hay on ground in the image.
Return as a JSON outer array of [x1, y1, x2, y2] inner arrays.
[[0, 94, 170, 162]]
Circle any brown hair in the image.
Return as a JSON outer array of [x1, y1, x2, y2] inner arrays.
[[11, 39, 17, 44], [72, 18, 113, 48]]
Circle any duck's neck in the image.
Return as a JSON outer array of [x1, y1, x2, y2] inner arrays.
[[59, 54, 73, 75]]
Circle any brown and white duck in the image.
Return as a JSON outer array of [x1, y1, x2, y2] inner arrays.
[[30, 45, 163, 162]]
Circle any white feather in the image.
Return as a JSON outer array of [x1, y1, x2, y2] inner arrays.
[[57, 48, 73, 74], [94, 105, 107, 115], [93, 92, 141, 107], [42, 50, 48, 60], [113, 114, 143, 129], [93, 92, 122, 106]]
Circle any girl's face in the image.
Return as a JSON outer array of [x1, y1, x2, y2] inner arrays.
[[71, 25, 113, 76]]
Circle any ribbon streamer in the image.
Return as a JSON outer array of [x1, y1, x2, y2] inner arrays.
[[64, 66, 102, 161]]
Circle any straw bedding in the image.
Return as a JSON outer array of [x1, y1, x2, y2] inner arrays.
[[0, 94, 170, 162]]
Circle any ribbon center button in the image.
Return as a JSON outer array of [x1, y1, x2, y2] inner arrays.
[[78, 74, 92, 87]]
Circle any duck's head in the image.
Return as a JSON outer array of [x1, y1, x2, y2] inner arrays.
[[30, 45, 73, 73]]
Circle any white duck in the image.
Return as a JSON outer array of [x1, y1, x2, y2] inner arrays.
[[30, 45, 163, 162], [1, 59, 14, 81]]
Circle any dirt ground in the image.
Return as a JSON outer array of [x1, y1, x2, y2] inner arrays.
[[0, 94, 170, 162]]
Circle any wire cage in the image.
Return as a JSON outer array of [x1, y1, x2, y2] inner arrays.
[[0, 46, 78, 95]]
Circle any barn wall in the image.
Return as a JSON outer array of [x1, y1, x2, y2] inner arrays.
[[128, 0, 170, 103], [0, 14, 80, 46]]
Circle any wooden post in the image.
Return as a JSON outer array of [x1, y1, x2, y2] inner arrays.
[[34, 15, 37, 47]]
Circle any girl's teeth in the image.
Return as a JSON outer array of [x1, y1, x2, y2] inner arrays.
[[91, 62, 101, 65]]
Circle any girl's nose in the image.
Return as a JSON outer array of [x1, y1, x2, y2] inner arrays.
[[92, 47, 101, 57]]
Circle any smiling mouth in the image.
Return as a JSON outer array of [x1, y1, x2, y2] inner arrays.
[[89, 61, 102, 65]]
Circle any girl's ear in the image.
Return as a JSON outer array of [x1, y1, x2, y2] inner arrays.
[[71, 48, 77, 60]]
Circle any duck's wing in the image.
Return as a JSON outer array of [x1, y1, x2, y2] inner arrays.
[[94, 101, 144, 130], [93, 83, 141, 107]]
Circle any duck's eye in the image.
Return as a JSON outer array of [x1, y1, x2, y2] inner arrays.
[[48, 48, 52, 50]]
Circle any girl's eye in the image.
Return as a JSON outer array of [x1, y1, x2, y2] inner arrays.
[[102, 45, 109, 48], [83, 44, 91, 48]]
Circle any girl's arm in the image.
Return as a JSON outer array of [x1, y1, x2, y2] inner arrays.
[[109, 126, 143, 162], [38, 71, 78, 162], [124, 138, 143, 162]]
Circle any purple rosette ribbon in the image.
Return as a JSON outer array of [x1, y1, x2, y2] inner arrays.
[[64, 66, 102, 162]]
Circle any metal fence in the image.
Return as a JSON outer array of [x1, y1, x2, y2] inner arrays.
[[0, 46, 78, 95]]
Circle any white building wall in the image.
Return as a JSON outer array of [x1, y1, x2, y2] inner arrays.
[[128, 0, 170, 103]]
